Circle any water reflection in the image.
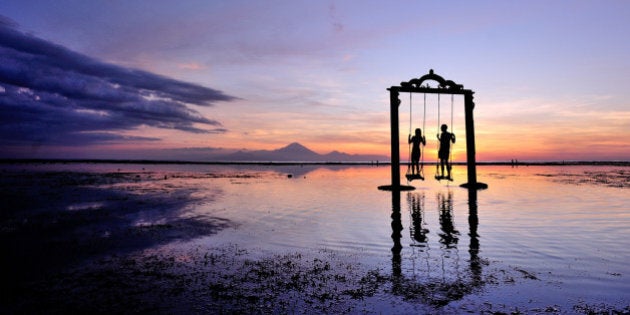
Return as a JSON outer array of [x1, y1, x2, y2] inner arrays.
[[468, 188, 482, 284], [408, 192, 428, 245], [437, 191, 459, 248], [392, 190, 403, 286], [389, 188, 482, 305]]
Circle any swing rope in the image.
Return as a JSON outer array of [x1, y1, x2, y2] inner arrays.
[[435, 94, 441, 176], [406, 92, 412, 179], [409, 92, 413, 136], [449, 94, 454, 166], [420, 93, 426, 177]]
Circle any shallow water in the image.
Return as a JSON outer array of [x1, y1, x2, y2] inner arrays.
[[194, 164, 630, 308], [4, 162, 629, 311]]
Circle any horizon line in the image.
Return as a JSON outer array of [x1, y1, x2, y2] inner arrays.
[[1, 158, 629, 167]]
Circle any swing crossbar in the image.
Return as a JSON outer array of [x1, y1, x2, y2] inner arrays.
[[389, 87, 472, 95]]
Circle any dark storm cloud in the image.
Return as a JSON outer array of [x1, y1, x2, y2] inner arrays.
[[0, 18, 235, 146]]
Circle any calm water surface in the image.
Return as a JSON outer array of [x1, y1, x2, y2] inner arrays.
[[190, 164, 630, 308], [9, 163, 629, 309]]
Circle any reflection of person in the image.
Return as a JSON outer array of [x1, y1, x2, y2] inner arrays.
[[409, 193, 428, 244], [408, 128, 426, 175], [437, 124, 455, 179], [437, 191, 459, 247]]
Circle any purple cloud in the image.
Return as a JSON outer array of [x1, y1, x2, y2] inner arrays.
[[0, 18, 235, 146]]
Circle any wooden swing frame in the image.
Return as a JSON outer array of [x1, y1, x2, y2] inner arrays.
[[378, 70, 488, 191]]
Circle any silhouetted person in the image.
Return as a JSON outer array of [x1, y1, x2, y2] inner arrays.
[[408, 128, 426, 175], [437, 124, 455, 179]]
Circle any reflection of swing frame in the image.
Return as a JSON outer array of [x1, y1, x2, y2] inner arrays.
[[390, 188, 483, 304], [379, 70, 488, 191]]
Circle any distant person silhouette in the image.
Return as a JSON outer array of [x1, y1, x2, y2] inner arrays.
[[437, 124, 455, 179], [408, 128, 426, 175]]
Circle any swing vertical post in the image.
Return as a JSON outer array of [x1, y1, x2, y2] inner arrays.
[[390, 89, 401, 189], [461, 92, 488, 189], [378, 88, 414, 191]]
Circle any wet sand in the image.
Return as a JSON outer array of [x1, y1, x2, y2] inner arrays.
[[1, 166, 629, 314]]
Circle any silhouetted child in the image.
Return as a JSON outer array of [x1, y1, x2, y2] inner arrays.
[[437, 124, 455, 179], [408, 128, 426, 175]]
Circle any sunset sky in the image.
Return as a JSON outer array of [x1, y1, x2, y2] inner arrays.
[[1, 1, 629, 161]]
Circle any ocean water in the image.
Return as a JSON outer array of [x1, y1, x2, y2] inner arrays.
[[5, 162, 629, 311], [190, 164, 630, 309]]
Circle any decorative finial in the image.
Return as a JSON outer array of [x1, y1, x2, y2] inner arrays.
[[429, 69, 434, 75]]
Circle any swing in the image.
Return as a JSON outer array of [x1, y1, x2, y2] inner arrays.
[[380, 70, 488, 191], [435, 94, 455, 182], [405, 92, 426, 182]]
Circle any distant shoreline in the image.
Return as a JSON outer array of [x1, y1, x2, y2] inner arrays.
[[1, 159, 629, 167]]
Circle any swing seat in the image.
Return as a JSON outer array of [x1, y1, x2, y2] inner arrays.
[[406, 174, 425, 181], [434, 175, 453, 181]]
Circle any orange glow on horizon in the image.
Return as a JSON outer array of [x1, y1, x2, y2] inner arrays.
[[43, 100, 630, 163]]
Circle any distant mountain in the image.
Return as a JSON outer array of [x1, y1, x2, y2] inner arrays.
[[219, 142, 388, 162], [273, 142, 320, 160]]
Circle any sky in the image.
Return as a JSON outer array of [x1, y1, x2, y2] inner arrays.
[[1, 0, 629, 162]]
